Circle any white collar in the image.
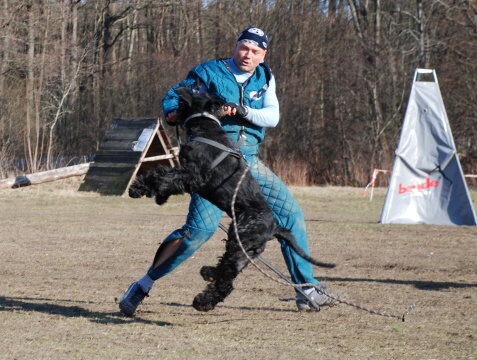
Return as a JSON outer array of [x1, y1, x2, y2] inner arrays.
[[184, 112, 221, 127]]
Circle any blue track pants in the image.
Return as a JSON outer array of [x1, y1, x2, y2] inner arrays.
[[147, 154, 318, 286]]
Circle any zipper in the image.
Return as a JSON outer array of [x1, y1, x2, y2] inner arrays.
[[239, 84, 245, 136], [222, 59, 250, 106], [239, 85, 245, 106], [223, 59, 248, 138]]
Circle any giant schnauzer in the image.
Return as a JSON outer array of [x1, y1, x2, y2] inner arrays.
[[129, 87, 335, 311]]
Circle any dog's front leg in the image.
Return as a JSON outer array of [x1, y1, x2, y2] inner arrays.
[[154, 167, 196, 205], [128, 164, 181, 202], [128, 164, 172, 199]]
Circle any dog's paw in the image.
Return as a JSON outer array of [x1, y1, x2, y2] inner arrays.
[[192, 293, 215, 312], [155, 193, 169, 205], [200, 266, 217, 282]]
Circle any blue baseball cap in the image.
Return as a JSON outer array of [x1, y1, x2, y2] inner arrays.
[[237, 27, 268, 50]]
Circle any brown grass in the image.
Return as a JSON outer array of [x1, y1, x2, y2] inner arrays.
[[0, 177, 476, 359]]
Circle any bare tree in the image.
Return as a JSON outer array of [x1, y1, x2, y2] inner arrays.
[[0, 0, 476, 183], [25, 2, 37, 171]]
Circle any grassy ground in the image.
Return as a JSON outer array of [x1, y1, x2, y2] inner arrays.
[[0, 178, 476, 359]]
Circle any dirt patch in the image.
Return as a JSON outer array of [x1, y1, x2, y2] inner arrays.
[[0, 179, 476, 359]]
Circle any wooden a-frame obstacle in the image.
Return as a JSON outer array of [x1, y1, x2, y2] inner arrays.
[[0, 117, 178, 192], [79, 117, 179, 196]]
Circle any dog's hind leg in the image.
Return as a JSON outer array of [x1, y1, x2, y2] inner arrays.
[[192, 255, 240, 312], [193, 222, 267, 311], [199, 265, 219, 282]]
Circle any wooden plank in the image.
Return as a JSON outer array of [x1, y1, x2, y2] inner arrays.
[[141, 154, 175, 162], [123, 119, 162, 194], [92, 151, 143, 164], [156, 126, 178, 168], [88, 162, 141, 168]]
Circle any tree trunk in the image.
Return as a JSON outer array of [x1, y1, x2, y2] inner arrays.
[[417, 0, 426, 68], [26, 4, 36, 171], [126, 3, 138, 85], [0, 163, 90, 189], [70, 1, 78, 108], [37, 3, 50, 169], [0, 0, 10, 142]]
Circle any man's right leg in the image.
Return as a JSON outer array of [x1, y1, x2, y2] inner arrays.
[[119, 194, 223, 316], [247, 155, 337, 310]]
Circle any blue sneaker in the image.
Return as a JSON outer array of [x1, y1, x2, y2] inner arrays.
[[119, 282, 149, 316], [296, 285, 338, 311]]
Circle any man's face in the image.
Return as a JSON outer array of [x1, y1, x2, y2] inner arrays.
[[233, 41, 267, 74]]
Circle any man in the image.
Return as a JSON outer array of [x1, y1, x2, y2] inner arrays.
[[119, 27, 335, 316]]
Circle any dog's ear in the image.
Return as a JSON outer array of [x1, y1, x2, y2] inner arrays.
[[175, 87, 193, 109]]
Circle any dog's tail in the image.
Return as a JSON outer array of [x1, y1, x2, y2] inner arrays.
[[274, 227, 336, 268]]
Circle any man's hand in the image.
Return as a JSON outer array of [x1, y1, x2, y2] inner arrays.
[[165, 110, 179, 125], [223, 103, 248, 117]]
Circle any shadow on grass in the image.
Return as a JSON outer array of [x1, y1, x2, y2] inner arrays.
[[320, 276, 477, 291], [0, 295, 171, 326], [161, 301, 297, 313]]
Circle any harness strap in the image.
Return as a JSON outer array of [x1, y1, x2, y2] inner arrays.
[[190, 135, 246, 169]]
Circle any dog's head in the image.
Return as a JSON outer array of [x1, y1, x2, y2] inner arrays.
[[174, 87, 226, 125]]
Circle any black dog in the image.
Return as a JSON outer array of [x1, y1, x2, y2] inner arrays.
[[129, 87, 335, 311]]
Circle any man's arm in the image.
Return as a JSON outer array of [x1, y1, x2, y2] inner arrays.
[[162, 77, 197, 124], [242, 76, 279, 128]]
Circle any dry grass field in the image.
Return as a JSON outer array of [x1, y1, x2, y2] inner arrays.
[[0, 177, 476, 359]]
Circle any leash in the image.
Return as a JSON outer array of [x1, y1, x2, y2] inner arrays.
[[227, 164, 414, 321], [175, 109, 415, 320]]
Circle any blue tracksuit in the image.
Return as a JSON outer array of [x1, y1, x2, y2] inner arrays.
[[150, 59, 318, 286]]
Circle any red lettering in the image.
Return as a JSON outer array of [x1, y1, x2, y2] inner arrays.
[[397, 178, 439, 195], [398, 183, 406, 194]]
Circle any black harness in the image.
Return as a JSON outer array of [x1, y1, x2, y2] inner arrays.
[[184, 112, 245, 169]]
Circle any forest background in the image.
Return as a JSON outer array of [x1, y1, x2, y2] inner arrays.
[[0, 0, 476, 186]]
